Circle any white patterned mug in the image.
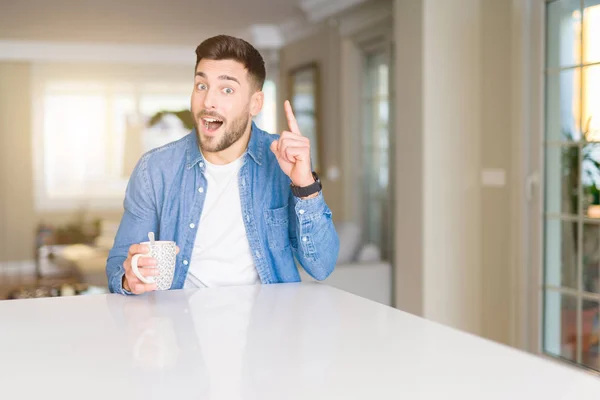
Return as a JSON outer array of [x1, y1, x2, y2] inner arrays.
[[131, 241, 177, 290]]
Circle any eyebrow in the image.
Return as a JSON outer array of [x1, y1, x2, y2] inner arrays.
[[195, 71, 240, 85]]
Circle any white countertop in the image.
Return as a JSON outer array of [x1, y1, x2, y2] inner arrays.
[[1, 282, 599, 399]]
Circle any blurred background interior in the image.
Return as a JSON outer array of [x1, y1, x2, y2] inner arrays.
[[0, 0, 599, 373]]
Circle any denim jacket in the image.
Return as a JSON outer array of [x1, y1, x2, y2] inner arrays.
[[106, 122, 339, 294]]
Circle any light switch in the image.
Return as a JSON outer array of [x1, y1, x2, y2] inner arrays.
[[481, 169, 506, 187]]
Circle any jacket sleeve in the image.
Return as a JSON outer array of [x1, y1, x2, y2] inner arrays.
[[288, 191, 339, 280], [106, 156, 159, 295]]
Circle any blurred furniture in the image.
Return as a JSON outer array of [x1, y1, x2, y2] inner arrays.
[[0, 249, 107, 300], [32, 219, 118, 288], [53, 244, 110, 287], [69, 219, 119, 286]]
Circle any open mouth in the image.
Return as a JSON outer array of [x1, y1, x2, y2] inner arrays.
[[201, 117, 224, 133]]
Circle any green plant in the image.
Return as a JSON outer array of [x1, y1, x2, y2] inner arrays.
[[562, 119, 600, 212], [560, 120, 600, 290], [148, 109, 194, 130]]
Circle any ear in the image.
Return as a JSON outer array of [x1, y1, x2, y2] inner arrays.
[[250, 90, 264, 117]]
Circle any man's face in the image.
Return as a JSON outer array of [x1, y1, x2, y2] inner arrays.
[[191, 59, 262, 153]]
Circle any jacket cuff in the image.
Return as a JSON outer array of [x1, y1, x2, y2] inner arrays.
[[109, 266, 134, 296], [293, 191, 329, 220]]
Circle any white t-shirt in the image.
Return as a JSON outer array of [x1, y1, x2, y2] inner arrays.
[[185, 154, 260, 288]]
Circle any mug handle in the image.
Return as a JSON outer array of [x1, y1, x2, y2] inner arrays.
[[131, 253, 155, 284]]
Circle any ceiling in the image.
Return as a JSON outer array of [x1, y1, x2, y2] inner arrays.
[[0, 0, 307, 47]]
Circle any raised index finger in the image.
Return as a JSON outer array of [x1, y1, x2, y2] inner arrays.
[[284, 100, 302, 135]]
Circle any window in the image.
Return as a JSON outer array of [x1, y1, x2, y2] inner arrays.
[[362, 50, 392, 261], [543, 0, 600, 372], [33, 66, 191, 211]]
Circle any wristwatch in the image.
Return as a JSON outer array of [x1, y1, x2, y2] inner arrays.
[[291, 171, 322, 198]]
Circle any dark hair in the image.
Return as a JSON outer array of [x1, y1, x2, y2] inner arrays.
[[195, 35, 266, 91]]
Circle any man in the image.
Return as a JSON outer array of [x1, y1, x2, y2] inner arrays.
[[106, 35, 339, 295]]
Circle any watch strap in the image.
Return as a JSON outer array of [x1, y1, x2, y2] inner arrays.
[[291, 171, 321, 198]]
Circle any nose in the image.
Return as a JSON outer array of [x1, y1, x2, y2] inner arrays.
[[203, 87, 217, 110]]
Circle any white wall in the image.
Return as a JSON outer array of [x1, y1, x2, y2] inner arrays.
[[422, 0, 483, 335], [393, 0, 426, 318], [480, 0, 514, 346], [394, 0, 515, 341], [0, 63, 36, 262]]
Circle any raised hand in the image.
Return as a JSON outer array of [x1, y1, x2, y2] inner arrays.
[[270, 100, 314, 188]]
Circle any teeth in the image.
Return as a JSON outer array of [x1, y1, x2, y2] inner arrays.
[[202, 117, 222, 130]]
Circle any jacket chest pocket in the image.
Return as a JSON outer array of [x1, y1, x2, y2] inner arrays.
[[264, 205, 291, 250]]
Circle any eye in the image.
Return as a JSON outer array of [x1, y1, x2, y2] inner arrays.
[[222, 87, 234, 95], [196, 83, 207, 91]]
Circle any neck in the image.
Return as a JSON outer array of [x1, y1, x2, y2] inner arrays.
[[202, 123, 252, 165]]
